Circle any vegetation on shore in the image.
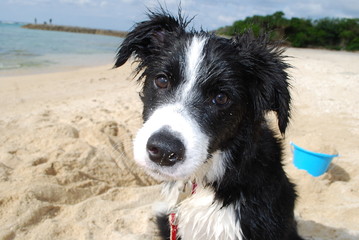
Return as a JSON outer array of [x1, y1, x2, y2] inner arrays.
[[22, 24, 127, 38], [216, 12, 359, 51], [22, 13, 359, 51]]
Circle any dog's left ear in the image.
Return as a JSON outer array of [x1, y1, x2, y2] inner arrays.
[[114, 11, 187, 68], [233, 33, 291, 134]]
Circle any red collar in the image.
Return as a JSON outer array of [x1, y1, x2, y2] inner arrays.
[[169, 212, 178, 240], [169, 181, 197, 240]]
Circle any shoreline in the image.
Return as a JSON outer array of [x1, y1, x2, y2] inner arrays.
[[0, 52, 118, 77], [22, 24, 128, 38], [0, 62, 112, 77], [0, 59, 115, 77]]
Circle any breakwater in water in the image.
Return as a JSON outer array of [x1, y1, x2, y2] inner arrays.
[[22, 24, 127, 38]]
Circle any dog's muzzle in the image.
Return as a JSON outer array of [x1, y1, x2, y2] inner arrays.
[[146, 128, 185, 166]]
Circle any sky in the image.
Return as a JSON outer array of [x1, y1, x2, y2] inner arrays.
[[1, 0, 358, 31]]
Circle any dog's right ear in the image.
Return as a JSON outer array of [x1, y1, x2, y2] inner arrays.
[[114, 11, 187, 68]]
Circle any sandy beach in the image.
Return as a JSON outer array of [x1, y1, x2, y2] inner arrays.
[[0, 48, 358, 239]]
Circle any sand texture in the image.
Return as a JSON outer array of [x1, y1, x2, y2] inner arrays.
[[0, 48, 358, 239]]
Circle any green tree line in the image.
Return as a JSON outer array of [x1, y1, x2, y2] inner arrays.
[[216, 12, 359, 51]]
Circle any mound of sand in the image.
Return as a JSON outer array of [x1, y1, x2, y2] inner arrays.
[[0, 48, 358, 239]]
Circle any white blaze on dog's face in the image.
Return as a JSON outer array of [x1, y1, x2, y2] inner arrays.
[[133, 36, 210, 181]]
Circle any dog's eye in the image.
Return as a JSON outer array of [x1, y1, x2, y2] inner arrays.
[[212, 93, 230, 106], [154, 75, 169, 89]]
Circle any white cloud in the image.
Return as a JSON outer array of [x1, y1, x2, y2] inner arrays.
[[8, 0, 51, 4], [119, 0, 135, 3], [217, 15, 237, 25], [100, 1, 108, 7], [59, 0, 92, 5]]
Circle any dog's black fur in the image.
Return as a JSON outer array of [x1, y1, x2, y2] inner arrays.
[[115, 10, 303, 240]]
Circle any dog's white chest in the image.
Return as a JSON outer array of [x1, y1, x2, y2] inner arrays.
[[176, 187, 243, 240]]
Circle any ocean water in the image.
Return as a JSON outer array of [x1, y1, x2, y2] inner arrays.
[[0, 22, 123, 76]]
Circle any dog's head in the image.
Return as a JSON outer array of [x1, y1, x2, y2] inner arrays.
[[114, 11, 291, 181]]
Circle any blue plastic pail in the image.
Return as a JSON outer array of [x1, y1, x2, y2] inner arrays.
[[290, 142, 338, 177]]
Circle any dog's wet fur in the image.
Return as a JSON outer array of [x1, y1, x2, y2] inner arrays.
[[115, 9, 303, 240]]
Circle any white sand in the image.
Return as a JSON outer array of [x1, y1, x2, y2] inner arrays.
[[0, 48, 358, 239]]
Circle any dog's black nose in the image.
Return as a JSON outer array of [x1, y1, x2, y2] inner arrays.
[[146, 130, 185, 166]]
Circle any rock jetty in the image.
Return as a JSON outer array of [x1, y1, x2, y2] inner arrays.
[[22, 24, 127, 38]]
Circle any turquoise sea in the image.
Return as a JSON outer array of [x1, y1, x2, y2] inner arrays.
[[0, 22, 122, 76]]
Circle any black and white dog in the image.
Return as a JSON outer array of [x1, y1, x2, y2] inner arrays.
[[115, 10, 303, 240]]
